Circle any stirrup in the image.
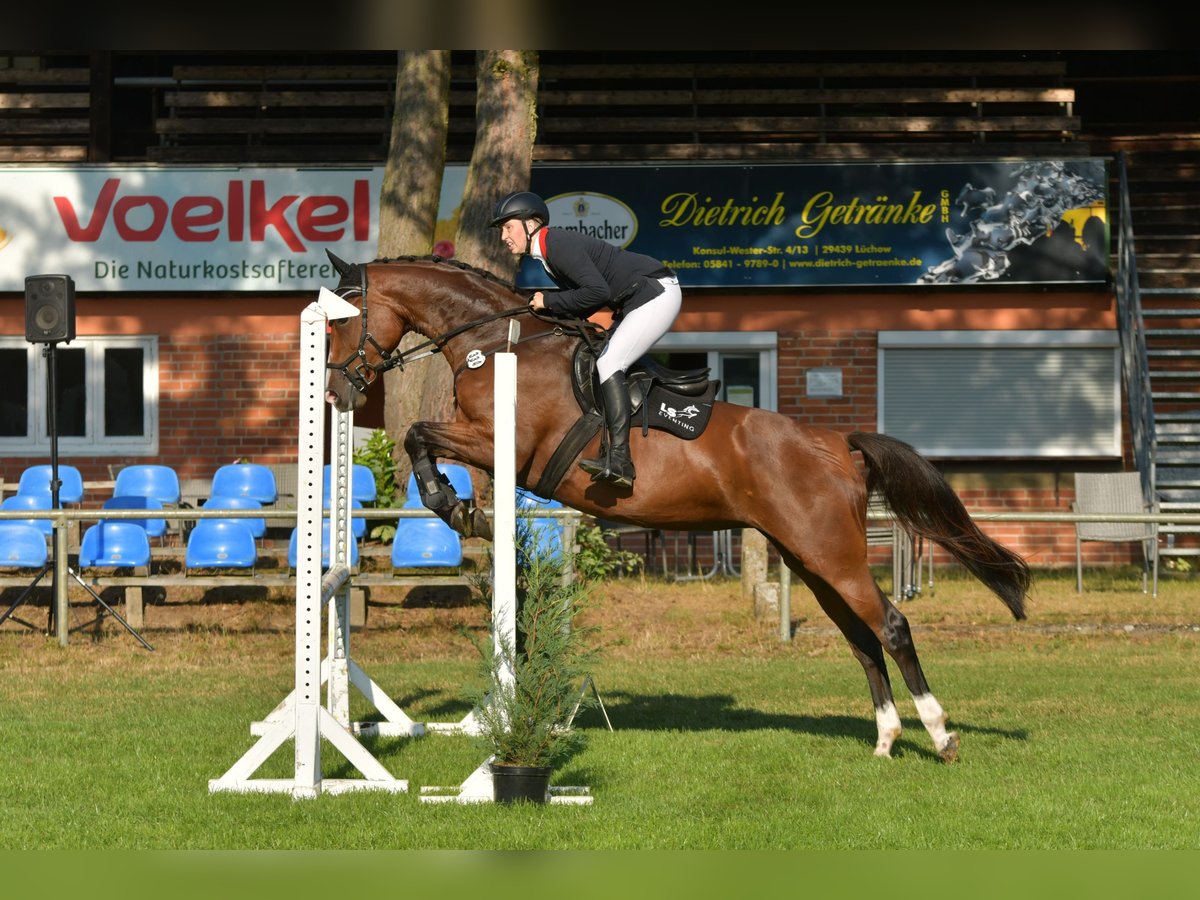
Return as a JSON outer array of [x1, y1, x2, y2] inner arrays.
[[578, 455, 609, 481]]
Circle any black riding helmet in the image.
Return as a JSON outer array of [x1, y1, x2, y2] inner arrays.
[[489, 191, 549, 228]]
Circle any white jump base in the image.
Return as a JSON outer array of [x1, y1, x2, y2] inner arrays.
[[209, 294, 590, 804]]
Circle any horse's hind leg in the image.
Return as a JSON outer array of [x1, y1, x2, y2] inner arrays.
[[796, 569, 903, 757], [871, 582, 959, 762], [816, 578, 955, 763], [791, 554, 958, 762]]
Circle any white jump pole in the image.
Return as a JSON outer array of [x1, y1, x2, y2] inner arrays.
[[209, 290, 415, 798], [420, 326, 591, 804]]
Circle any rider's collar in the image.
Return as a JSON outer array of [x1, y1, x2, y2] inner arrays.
[[529, 226, 549, 264]]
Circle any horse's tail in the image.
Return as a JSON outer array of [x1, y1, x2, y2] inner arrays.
[[848, 431, 1030, 620]]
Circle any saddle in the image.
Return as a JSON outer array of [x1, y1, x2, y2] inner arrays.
[[533, 337, 721, 498]]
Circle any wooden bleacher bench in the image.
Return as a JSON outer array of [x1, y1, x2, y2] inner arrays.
[[147, 57, 1083, 164], [0, 66, 91, 162]]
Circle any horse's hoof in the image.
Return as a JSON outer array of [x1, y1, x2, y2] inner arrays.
[[470, 506, 493, 541], [938, 732, 960, 764], [448, 504, 467, 536]]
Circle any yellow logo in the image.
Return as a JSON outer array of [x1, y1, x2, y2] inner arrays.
[[0, 224, 10, 251]]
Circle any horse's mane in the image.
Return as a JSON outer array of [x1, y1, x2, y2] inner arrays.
[[371, 254, 521, 295]]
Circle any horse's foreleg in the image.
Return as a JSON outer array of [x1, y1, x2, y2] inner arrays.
[[403, 423, 492, 541]]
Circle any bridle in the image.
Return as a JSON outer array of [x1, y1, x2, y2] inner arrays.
[[324, 262, 533, 396]]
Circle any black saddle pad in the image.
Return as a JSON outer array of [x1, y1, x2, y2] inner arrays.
[[570, 344, 720, 441]]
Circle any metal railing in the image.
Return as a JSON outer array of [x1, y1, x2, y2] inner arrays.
[[1113, 150, 1157, 502]]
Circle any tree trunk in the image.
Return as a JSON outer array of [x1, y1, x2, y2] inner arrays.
[[449, 51, 539, 506], [377, 51, 451, 491], [377, 50, 539, 502], [454, 50, 540, 280]]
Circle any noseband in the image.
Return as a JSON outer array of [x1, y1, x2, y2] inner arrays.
[[324, 265, 396, 395], [325, 262, 532, 396]]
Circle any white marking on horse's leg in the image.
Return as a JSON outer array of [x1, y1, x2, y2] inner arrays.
[[913, 693, 959, 760], [874, 701, 902, 757]]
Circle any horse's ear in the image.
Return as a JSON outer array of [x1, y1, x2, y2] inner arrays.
[[326, 250, 354, 277]]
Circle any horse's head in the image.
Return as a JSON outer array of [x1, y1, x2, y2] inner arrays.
[[323, 251, 404, 412]]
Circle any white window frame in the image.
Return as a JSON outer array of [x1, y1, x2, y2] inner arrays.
[[878, 329, 1121, 458], [0, 335, 160, 456], [652, 330, 778, 411]]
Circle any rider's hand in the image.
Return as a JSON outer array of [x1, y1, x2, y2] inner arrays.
[[529, 292, 546, 310]]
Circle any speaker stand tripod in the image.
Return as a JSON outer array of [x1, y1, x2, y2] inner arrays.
[[0, 342, 153, 650]]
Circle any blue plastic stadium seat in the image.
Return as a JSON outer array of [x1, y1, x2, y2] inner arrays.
[[1, 492, 54, 537], [288, 519, 360, 570], [112, 464, 181, 505], [323, 463, 378, 505], [210, 463, 277, 504], [102, 495, 167, 539], [323, 496, 367, 539], [78, 521, 152, 568], [392, 477, 464, 568], [201, 495, 266, 539], [185, 520, 258, 569], [516, 488, 565, 561], [405, 463, 474, 502], [0, 523, 49, 568], [17, 464, 84, 504]]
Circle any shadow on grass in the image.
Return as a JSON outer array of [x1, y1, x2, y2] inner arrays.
[[577, 690, 1028, 759]]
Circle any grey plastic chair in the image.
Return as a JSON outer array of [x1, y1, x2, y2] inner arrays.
[[1073, 471, 1158, 597]]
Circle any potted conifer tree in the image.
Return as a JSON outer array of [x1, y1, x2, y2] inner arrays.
[[467, 520, 598, 804]]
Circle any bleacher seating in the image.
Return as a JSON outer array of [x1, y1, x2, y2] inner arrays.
[[146, 56, 1082, 164], [288, 519, 360, 570], [185, 520, 258, 570], [323, 463, 378, 504], [0, 523, 49, 569], [16, 464, 84, 504], [391, 464, 473, 568], [209, 464, 277, 505], [201, 495, 267, 540], [1, 492, 53, 536], [0, 62, 91, 163], [78, 521, 152, 569], [112, 464, 181, 505], [516, 488, 565, 562], [101, 496, 167, 541]]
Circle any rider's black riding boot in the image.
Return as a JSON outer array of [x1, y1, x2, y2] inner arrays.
[[580, 373, 635, 488]]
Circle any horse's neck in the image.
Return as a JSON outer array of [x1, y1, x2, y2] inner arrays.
[[391, 278, 514, 365]]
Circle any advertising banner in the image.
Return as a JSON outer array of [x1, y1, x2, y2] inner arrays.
[[0, 166, 381, 291], [0, 159, 1108, 292], [526, 159, 1110, 288]]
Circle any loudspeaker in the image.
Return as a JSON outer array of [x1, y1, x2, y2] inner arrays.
[[25, 274, 76, 343]]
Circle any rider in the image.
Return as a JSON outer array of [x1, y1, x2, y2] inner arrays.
[[491, 190, 682, 488]]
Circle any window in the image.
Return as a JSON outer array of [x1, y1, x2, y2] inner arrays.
[[878, 330, 1120, 458], [0, 336, 159, 455], [651, 331, 777, 411]]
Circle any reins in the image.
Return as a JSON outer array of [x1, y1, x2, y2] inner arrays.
[[325, 260, 607, 395]]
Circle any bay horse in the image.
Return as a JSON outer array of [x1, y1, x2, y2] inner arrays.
[[323, 252, 1030, 763]]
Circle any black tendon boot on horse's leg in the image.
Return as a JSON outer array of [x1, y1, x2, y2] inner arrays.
[[579, 373, 635, 488]]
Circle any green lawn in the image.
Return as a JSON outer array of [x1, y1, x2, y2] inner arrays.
[[1, 567, 1197, 851]]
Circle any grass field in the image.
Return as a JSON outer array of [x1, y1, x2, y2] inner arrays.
[[1, 565, 1197, 851]]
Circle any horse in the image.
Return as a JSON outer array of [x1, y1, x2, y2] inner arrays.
[[322, 251, 1031, 763]]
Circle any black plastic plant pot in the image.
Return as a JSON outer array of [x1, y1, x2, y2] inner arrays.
[[490, 764, 552, 804]]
